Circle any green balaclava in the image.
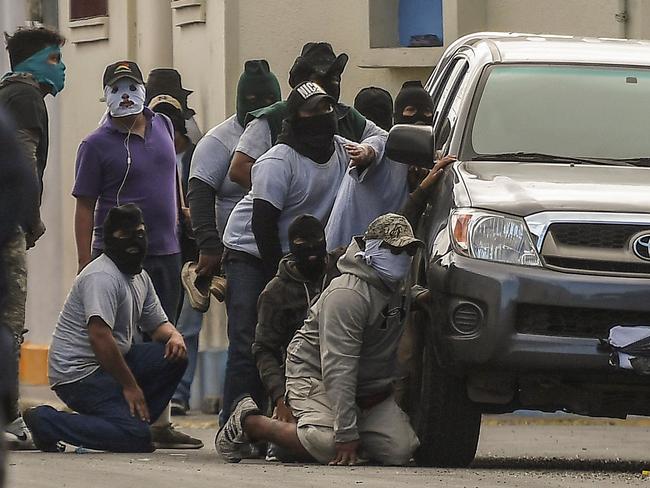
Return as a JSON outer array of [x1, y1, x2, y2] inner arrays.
[[236, 60, 281, 127]]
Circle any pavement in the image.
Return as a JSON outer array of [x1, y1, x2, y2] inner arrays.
[[7, 412, 650, 488]]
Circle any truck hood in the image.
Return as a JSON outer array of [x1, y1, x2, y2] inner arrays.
[[457, 161, 650, 216]]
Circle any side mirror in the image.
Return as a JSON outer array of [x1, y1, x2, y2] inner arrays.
[[385, 124, 435, 169]]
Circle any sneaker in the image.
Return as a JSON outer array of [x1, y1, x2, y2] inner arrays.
[[209, 275, 227, 302], [170, 399, 188, 416], [181, 262, 210, 312], [150, 423, 204, 449], [5, 415, 37, 451], [21, 407, 65, 453], [266, 443, 280, 462], [215, 395, 261, 463]]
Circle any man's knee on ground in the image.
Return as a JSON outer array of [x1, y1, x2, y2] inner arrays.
[[297, 425, 336, 464], [361, 431, 418, 466]]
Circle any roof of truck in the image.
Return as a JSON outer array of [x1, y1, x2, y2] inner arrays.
[[462, 32, 650, 66]]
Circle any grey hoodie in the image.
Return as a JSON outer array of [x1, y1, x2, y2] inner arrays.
[[286, 239, 408, 443]]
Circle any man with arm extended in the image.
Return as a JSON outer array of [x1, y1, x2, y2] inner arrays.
[[22, 205, 188, 453], [0, 26, 66, 450], [228, 42, 386, 190], [218, 81, 372, 426]]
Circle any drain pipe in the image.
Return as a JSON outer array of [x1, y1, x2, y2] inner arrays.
[[616, 0, 629, 39]]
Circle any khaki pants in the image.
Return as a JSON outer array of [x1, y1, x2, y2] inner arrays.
[[0, 229, 27, 421], [286, 377, 419, 466]]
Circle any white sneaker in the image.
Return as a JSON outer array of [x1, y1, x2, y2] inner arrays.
[[5, 416, 37, 451]]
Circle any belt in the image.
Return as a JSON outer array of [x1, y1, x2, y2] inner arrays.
[[356, 389, 391, 410]]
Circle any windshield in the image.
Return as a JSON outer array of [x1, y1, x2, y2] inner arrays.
[[466, 64, 650, 162]]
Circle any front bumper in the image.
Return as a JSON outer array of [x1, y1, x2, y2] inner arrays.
[[428, 253, 650, 372]]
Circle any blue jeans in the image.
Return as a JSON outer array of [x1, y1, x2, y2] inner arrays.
[[219, 250, 268, 425], [172, 292, 203, 406], [143, 253, 182, 325], [27, 343, 186, 452]]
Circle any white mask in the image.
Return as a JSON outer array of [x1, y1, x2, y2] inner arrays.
[[357, 239, 412, 286], [105, 79, 145, 117]]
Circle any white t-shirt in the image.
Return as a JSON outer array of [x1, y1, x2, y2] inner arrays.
[[189, 115, 248, 235], [235, 115, 387, 162], [223, 136, 353, 257], [325, 156, 410, 251]]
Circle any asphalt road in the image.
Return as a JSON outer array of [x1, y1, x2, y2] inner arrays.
[[7, 416, 650, 488]]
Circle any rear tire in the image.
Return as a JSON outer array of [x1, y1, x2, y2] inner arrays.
[[409, 314, 481, 467]]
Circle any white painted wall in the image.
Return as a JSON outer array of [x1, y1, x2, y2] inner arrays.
[[28, 0, 650, 346]]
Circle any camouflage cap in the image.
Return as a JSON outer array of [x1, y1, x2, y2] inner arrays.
[[364, 213, 424, 249]]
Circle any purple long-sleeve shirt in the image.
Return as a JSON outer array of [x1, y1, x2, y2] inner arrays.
[[72, 108, 180, 256]]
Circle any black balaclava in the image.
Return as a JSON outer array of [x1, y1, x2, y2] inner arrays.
[[289, 214, 327, 282], [394, 80, 434, 126], [152, 101, 187, 135], [145, 68, 195, 120], [288, 42, 348, 102], [236, 60, 282, 127], [354, 87, 394, 131], [103, 204, 148, 275], [277, 81, 338, 164]]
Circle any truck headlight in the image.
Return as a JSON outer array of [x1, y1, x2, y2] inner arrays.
[[450, 209, 541, 266]]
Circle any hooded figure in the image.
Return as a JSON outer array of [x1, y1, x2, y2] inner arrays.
[[324, 81, 435, 251], [145, 68, 202, 144], [289, 42, 349, 102], [276, 81, 338, 164], [394, 80, 434, 126], [354, 87, 394, 132], [102, 204, 148, 276], [252, 214, 344, 419], [236, 60, 282, 128], [232, 43, 387, 182]]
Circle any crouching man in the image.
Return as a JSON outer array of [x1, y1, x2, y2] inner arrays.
[[217, 213, 420, 466], [23, 204, 187, 453]]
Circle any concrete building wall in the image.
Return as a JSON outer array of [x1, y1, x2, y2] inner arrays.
[[11, 0, 648, 346]]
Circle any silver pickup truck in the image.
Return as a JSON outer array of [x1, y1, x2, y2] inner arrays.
[[387, 33, 650, 467]]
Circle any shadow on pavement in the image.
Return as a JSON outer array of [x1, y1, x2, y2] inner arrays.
[[472, 456, 647, 473]]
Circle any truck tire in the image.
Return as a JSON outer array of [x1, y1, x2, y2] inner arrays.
[[410, 317, 481, 467]]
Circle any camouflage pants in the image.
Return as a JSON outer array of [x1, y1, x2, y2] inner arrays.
[[0, 229, 27, 422]]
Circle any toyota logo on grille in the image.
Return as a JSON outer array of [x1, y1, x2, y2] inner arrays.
[[633, 234, 650, 261]]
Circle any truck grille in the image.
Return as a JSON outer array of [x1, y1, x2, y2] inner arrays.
[[541, 223, 650, 275], [550, 223, 650, 249], [516, 304, 650, 338]]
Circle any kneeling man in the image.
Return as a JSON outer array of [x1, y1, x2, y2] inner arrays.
[[24, 204, 187, 453], [217, 213, 420, 466]]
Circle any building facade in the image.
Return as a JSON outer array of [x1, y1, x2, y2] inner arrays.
[[3, 0, 649, 352]]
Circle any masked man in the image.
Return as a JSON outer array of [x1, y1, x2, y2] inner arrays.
[[325, 80, 436, 250], [253, 215, 343, 426], [217, 214, 421, 466], [21, 205, 187, 453], [72, 61, 201, 448], [0, 26, 66, 450], [229, 42, 386, 189], [169, 60, 281, 415], [353, 87, 393, 132], [218, 81, 374, 425]]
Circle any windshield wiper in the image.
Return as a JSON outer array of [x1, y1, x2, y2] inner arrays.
[[472, 152, 634, 166]]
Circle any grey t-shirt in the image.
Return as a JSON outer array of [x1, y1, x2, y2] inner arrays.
[[189, 115, 248, 235], [48, 254, 168, 387], [223, 136, 353, 257], [235, 116, 387, 162], [325, 156, 410, 251]]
